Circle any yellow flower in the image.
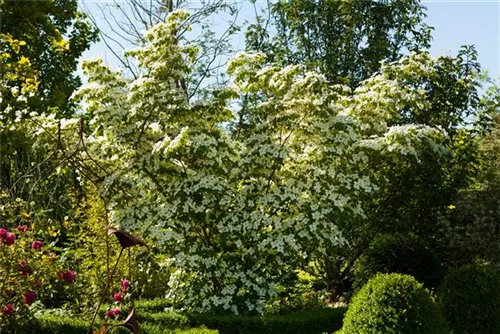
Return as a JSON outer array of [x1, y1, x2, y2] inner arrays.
[[52, 38, 70, 51]]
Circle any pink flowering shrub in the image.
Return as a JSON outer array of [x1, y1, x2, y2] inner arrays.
[[0, 201, 77, 331]]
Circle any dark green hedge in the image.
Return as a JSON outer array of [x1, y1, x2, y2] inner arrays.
[[14, 315, 217, 334], [353, 234, 443, 290], [26, 315, 88, 334], [95, 301, 346, 334], [438, 263, 500, 334], [12, 305, 345, 334], [136, 298, 174, 313], [138, 311, 190, 329], [97, 299, 173, 316], [191, 308, 347, 334]]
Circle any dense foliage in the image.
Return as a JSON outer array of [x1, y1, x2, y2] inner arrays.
[[0, 0, 98, 113], [1, 0, 500, 331], [16, 313, 218, 334], [52, 10, 457, 313], [0, 196, 76, 332], [0, 0, 97, 236], [339, 273, 448, 334], [247, 0, 432, 87], [438, 264, 500, 334], [20, 306, 344, 334], [353, 234, 442, 290], [191, 308, 345, 334]]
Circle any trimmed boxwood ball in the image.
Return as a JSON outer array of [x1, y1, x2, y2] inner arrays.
[[438, 263, 500, 334], [339, 273, 448, 334]]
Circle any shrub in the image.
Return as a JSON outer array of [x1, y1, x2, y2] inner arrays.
[[16, 315, 87, 334], [21, 306, 343, 334], [135, 298, 173, 313], [0, 197, 77, 332], [435, 190, 500, 268], [438, 263, 500, 334], [139, 311, 191, 329], [66, 185, 171, 310], [191, 307, 346, 334], [353, 234, 442, 290], [140, 324, 218, 334], [339, 273, 448, 334], [16, 314, 218, 334]]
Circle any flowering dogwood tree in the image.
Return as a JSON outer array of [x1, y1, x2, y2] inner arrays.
[[41, 11, 449, 314]]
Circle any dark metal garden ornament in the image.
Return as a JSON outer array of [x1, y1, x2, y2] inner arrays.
[[100, 307, 139, 334], [88, 228, 148, 334], [123, 307, 139, 333], [107, 228, 148, 249]]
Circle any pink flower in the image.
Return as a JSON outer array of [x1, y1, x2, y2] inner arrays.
[[5, 232, 15, 246], [17, 225, 28, 233], [121, 279, 130, 292], [0, 228, 7, 240], [2, 304, 13, 315], [23, 290, 36, 305], [66, 270, 76, 282], [59, 270, 77, 283], [31, 240, 43, 250], [18, 260, 33, 276], [105, 307, 121, 318], [113, 292, 122, 302]]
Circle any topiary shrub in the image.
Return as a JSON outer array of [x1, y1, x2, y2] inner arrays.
[[339, 273, 448, 334], [438, 263, 500, 334], [353, 234, 442, 291]]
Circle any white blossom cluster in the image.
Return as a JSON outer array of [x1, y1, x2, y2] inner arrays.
[[34, 11, 450, 314]]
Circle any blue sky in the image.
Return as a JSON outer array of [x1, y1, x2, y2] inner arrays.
[[425, 1, 499, 78], [79, 1, 500, 79]]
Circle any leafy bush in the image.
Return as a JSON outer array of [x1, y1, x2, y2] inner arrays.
[[16, 314, 217, 334], [140, 324, 218, 334], [65, 185, 171, 310], [339, 273, 448, 334], [191, 308, 346, 334], [353, 234, 442, 290], [138, 311, 190, 329], [436, 190, 500, 268], [20, 315, 87, 334], [29, 307, 344, 334], [438, 263, 500, 334], [135, 298, 174, 313], [264, 270, 329, 315], [97, 298, 174, 318], [0, 197, 77, 332]]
